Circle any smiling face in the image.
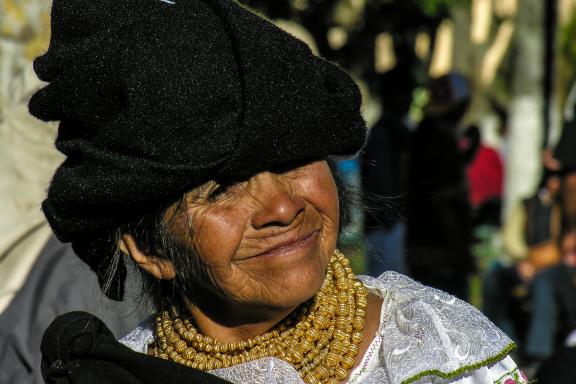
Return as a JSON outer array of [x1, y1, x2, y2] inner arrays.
[[165, 160, 339, 311]]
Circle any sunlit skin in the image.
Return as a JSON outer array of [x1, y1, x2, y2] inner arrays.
[[122, 160, 382, 377]]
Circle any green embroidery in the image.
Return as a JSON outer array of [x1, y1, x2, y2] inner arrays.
[[494, 366, 519, 382], [400, 342, 516, 384], [493, 366, 524, 384]]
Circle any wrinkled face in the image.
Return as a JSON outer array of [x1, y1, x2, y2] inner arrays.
[[167, 160, 339, 310]]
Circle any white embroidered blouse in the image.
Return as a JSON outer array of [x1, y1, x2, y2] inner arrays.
[[120, 272, 529, 384]]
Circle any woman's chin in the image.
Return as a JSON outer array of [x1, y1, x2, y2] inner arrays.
[[221, 263, 326, 312], [261, 263, 327, 309]]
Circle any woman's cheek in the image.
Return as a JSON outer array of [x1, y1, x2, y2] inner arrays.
[[191, 204, 247, 268]]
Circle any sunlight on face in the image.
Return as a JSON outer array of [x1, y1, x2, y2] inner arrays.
[[167, 160, 340, 310]]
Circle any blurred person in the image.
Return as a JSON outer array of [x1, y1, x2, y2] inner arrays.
[[555, 80, 576, 231], [361, 66, 414, 276], [463, 124, 504, 276], [464, 125, 504, 214], [406, 72, 475, 300], [560, 168, 576, 231], [554, 81, 576, 175], [534, 345, 576, 384], [524, 229, 576, 361], [483, 169, 563, 349]]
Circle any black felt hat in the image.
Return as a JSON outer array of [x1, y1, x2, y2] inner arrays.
[[30, 0, 366, 244]]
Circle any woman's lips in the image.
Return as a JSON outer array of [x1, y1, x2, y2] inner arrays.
[[244, 230, 319, 261]]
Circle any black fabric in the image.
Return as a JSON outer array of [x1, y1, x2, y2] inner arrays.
[[29, 0, 366, 244], [555, 119, 576, 171], [523, 195, 554, 246], [535, 346, 576, 384], [0, 236, 148, 384], [41, 311, 231, 384]]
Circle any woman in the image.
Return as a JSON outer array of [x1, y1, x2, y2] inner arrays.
[[31, 0, 525, 383]]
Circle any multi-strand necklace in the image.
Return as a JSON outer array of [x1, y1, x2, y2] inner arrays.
[[153, 249, 368, 384]]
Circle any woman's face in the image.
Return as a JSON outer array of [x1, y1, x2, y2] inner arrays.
[[167, 160, 339, 310]]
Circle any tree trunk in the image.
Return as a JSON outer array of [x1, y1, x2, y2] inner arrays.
[[504, 0, 545, 219]]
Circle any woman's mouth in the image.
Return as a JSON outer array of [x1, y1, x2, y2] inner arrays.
[[243, 230, 320, 261]]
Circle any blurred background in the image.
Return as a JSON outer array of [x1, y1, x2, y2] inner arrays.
[[1, 0, 576, 382]]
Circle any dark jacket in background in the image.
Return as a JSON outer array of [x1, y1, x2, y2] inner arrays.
[[361, 113, 411, 230], [406, 116, 474, 273]]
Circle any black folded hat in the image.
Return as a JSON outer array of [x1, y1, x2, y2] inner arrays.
[[30, 0, 366, 243]]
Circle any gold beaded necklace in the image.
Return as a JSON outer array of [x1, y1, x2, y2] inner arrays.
[[153, 249, 368, 384]]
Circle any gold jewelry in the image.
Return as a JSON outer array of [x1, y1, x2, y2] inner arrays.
[[153, 249, 368, 384]]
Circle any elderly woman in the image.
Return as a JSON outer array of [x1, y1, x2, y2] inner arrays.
[[31, 0, 526, 383]]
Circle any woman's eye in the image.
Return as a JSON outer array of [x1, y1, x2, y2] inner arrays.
[[207, 184, 228, 201], [207, 182, 240, 202]]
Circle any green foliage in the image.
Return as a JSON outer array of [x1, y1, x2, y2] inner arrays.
[[560, 12, 576, 85], [561, 13, 576, 60], [415, 0, 469, 16]]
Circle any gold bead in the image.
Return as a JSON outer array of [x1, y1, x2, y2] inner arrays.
[[337, 303, 349, 316], [334, 366, 348, 381], [336, 281, 349, 290], [351, 331, 363, 344], [334, 329, 347, 341], [340, 355, 356, 370], [305, 327, 320, 341], [346, 343, 359, 357], [313, 315, 329, 330], [305, 372, 319, 384], [318, 335, 329, 347], [353, 316, 365, 330], [174, 339, 187, 353], [299, 339, 314, 353], [315, 365, 330, 379], [291, 349, 303, 362], [325, 352, 341, 367], [329, 340, 343, 354], [336, 317, 349, 330], [183, 348, 196, 360]]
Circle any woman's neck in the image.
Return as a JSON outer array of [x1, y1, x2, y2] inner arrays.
[[183, 297, 298, 343]]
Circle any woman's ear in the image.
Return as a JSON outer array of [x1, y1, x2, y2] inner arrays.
[[120, 234, 176, 280]]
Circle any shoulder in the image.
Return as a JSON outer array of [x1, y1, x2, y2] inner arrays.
[[356, 272, 518, 383]]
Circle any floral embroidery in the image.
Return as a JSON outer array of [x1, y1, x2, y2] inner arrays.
[[494, 367, 528, 384]]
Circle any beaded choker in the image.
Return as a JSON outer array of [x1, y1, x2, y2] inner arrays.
[[153, 249, 368, 384]]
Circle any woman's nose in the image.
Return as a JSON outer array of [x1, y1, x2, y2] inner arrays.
[[250, 173, 305, 230]]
